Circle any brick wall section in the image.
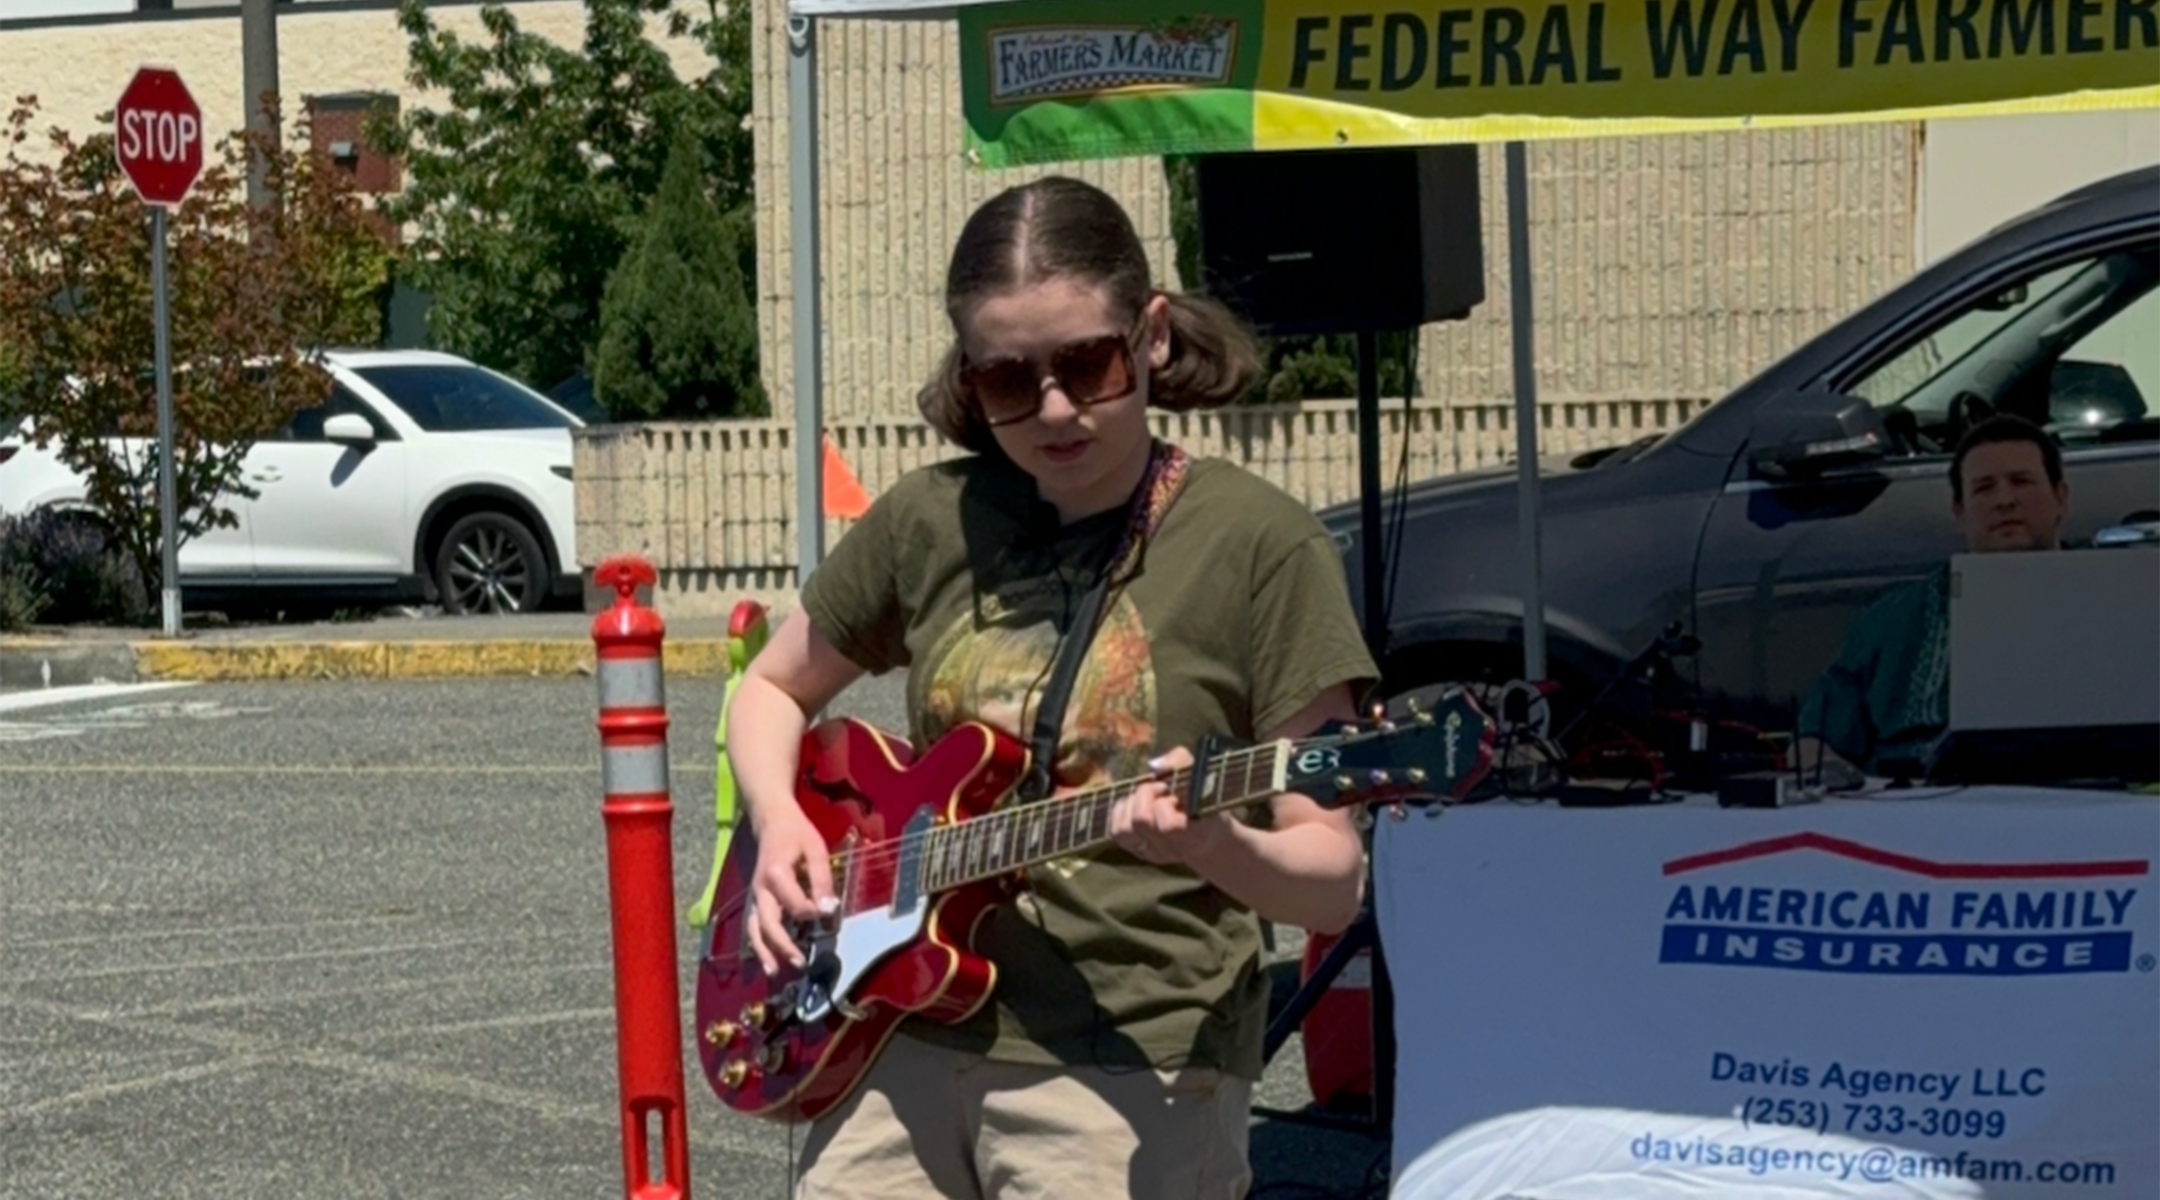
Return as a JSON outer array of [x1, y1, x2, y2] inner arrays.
[[749, 9, 1186, 424], [303, 93, 400, 197], [571, 395, 1714, 615]]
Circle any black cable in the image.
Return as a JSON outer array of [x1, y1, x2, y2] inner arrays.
[[1549, 622, 1696, 748], [1380, 334, 1417, 646]]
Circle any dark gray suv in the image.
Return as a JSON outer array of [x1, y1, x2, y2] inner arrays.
[[1330, 167, 2160, 731]]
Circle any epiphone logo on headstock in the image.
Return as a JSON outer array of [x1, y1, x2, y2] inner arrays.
[[1294, 746, 1341, 777], [1445, 711, 1462, 780]]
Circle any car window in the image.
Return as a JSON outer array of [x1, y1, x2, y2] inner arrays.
[[2049, 287, 2159, 447], [354, 365, 576, 433], [1844, 244, 2160, 455], [267, 383, 394, 443]]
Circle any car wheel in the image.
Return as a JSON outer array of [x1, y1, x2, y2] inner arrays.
[[433, 512, 547, 615]]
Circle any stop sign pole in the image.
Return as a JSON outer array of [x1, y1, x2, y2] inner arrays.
[[114, 66, 205, 637]]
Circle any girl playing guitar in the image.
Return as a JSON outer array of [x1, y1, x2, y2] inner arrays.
[[724, 176, 1376, 1200]]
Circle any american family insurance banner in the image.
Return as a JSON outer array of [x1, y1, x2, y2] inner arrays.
[[957, 0, 2160, 165], [1373, 791, 2160, 1199]]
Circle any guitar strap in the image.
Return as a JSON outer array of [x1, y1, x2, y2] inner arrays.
[[1016, 439, 1191, 804]]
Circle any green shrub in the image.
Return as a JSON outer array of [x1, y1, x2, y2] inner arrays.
[[0, 510, 150, 629]]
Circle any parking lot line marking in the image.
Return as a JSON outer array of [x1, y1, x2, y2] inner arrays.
[[1, 1055, 268, 1122], [1, 989, 769, 1158], [1, 911, 430, 950], [366, 1007, 614, 1040], [0, 991, 605, 1129], [5, 931, 541, 985], [0, 681, 193, 714], [95, 962, 608, 1020]]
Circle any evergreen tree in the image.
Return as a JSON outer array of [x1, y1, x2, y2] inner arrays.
[[593, 127, 765, 419], [375, 0, 755, 394]]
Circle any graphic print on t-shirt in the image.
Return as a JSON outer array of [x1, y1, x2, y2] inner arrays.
[[919, 587, 1156, 880]]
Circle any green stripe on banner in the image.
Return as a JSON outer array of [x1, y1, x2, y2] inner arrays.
[[961, 0, 1267, 167]]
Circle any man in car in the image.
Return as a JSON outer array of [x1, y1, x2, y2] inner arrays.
[[1796, 415, 2070, 777]]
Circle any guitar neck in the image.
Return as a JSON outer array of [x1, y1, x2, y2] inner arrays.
[[917, 741, 1291, 893]]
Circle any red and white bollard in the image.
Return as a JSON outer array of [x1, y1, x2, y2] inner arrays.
[[592, 555, 691, 1200]]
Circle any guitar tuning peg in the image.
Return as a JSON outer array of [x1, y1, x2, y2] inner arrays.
[[1388, 801, 1408, 822], [1405, 695, 1425, 716], [1333, 774, 1356, 795], [1367, 769, 1391, 786], [1424, 802, 1445, 820], [1406, 767, 1428, 786]]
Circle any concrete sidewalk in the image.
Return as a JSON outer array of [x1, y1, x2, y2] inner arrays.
[[0, 604, 776, 687]]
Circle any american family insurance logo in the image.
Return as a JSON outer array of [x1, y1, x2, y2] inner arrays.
[[986, 16, 1238, 105], [1658, 833, 2152, 977]]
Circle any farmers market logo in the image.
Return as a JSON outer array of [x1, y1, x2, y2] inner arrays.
[[987, 16, 1237, 105]]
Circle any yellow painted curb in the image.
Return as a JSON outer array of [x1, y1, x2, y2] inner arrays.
[[130, 638, 735, 681]]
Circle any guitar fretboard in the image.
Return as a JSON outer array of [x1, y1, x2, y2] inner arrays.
[[916, 741, 1289, 892]]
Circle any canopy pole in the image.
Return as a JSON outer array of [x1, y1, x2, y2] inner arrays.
[[1505, 142, 1548, 683], [1355, 328, 1386, 663], [789, 15, 826, 583]]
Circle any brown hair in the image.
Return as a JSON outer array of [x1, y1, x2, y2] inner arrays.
[[916, 176, 1261, 454], [1950, 413, 2063, 502]]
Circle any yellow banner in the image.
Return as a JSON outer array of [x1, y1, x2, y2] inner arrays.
[[960, 0, 2159, 165], [1252, 0, 2159, 145]]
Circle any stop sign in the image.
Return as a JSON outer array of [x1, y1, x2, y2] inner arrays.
[[113, 66, 204, 207]]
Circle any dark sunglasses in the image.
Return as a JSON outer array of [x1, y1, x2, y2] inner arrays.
[[959, 321, 1145, 428]]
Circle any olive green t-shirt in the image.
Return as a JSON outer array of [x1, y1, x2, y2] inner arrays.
[[800, 449, 1376, 1079]]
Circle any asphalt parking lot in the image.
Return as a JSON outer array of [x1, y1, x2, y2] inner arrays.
[[0, 676, 1383, 1200]]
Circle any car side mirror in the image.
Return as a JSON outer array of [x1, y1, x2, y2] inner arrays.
[[322, 413, 375, 445], [2093, 523, 2160, 548], [1748, 390, 1890, 481]]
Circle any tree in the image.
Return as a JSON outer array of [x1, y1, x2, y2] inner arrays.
[[1162, 155, 1419, 404], [375, 0, 757, 399], [594, 126, 764, 418], [0, 98, 395, 605]]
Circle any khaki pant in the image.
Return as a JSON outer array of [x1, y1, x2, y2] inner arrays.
[[794, 1034, 1253, 1200]]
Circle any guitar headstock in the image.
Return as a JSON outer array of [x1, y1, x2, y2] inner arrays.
[[1281, 687, 1496, 813]]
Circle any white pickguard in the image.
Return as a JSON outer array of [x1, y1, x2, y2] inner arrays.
[[792, 899, 929, 1024]]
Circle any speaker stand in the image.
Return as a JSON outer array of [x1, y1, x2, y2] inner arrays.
[[1253, 328, 1398, 1139], [1253, 895, 1396, 1134], [1355, 328, 1387, 653]]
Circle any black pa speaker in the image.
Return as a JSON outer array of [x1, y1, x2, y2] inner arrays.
[[1195, 145, 1485, 336]]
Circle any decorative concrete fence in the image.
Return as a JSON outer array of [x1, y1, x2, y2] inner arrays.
[[572, 395, 1709, 615]]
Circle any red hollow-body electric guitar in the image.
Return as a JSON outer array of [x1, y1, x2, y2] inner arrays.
[[694, 692, 1494, 1122]]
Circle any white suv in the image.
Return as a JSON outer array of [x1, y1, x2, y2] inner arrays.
[[0, 349, 582, 615]]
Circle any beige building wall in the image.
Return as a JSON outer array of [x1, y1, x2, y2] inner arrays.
[[1920, 111, 2160, 264], [0, 2, 708, 171], [749, 4, 1921, 422]]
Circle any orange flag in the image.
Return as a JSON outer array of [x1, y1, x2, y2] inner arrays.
[[821, 434, 872, 520]]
